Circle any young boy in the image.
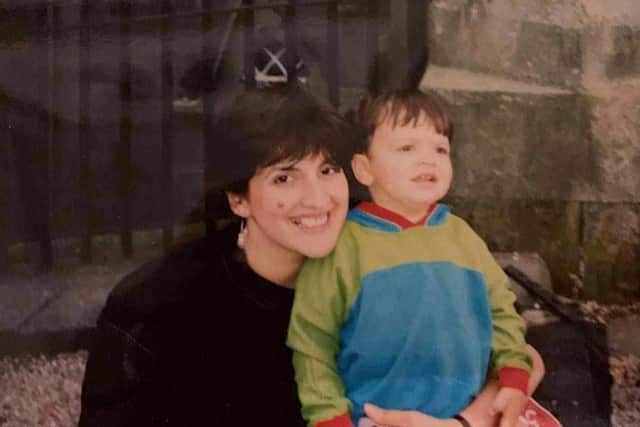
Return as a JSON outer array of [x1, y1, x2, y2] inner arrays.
[[287, 89, 534, 427]]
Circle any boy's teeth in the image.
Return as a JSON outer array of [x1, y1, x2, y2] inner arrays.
[[416, 174, 435, 182]]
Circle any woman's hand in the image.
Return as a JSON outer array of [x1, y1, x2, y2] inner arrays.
[[363, 403, 462, 427], [489, 387, 527, 427]]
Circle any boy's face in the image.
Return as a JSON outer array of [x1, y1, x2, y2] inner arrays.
[[352, 112, 452, 222]]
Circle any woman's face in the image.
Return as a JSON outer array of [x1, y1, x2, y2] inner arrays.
[[231, 154, 349, 260]]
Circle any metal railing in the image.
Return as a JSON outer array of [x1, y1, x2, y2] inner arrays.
[[0, 0, 427, 271]]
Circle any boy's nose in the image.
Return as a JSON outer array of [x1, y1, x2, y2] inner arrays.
[[418, 152, 436, 165]]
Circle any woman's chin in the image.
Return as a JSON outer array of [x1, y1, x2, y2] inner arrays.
[[297, 239, 339, 259]]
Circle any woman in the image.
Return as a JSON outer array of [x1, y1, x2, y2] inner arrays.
[[79, 84, 542, 427]]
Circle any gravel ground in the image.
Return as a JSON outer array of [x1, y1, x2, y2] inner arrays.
[[610, 352, 640, 427], [0, 345, 638, 426], [0, 352, 86, 427]]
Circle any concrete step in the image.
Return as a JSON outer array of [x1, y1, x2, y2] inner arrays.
[[0, 263, 137, 356]]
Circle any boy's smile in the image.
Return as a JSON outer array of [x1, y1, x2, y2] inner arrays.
[[352, 113, 453, 223], [411, 172, 438, 184]]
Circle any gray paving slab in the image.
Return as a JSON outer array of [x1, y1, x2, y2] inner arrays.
[[18, 263, 139, 332], [0, 262, 140, 355], [0, 273, 63, 331]]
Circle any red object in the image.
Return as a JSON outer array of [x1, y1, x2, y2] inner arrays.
[[316, 413, 354, 427], [356, 202, 436, 229], [517, 398, 563, 427], [499, 367, 530, 395]]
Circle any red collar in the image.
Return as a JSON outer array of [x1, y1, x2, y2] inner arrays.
[[355, 202, 437, 230]]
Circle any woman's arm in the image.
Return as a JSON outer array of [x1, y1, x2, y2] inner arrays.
[[78, 316, 157, 426], [364, 345, 545, 427]]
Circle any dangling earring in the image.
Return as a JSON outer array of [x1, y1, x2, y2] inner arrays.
[[237, 220, 247, 248]]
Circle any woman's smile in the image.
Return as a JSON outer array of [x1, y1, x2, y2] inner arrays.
[[236, 154, 349, 261], [291, 212, 329, 229]]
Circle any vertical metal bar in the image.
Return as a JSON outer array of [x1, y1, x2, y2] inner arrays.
[[79, 0, 93, 263], [39, 2, 54, 270], [161, 0, 175, 251], [0, 125, 8, 272], [365, 0, 379, 93], [242, 0, 255, 88], [49, 1, 62, 264], [283, 0, 298, 83], [326, 1, 339, 108], [119, 0, 133, 258], [406, 0, 428, 88], [388, 0, 408, 87], [201, 0, 216, 236]]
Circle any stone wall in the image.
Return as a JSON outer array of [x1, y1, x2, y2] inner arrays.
[[423, 0, 640, 302]]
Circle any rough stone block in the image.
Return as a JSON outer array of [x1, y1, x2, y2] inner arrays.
[[435, 89, 596, 202], [590, 80, 640, 202], [427, 1, 521, 83], [582, 203, 640, 302], [514, 21, 583, 88], [446, 198, 582, 297], [427, 1, 586, 89], [427, 3, 463, 68], [606, 25, 640, 79], [582, 203, 640, 245]]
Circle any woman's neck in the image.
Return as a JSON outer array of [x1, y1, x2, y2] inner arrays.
[[242, 222, 304, 289]]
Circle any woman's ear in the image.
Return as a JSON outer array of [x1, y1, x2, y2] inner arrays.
[[226, 192, 251, 218], [351, 154, 374, 187]]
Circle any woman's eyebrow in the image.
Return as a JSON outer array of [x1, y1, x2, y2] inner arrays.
[[275, 164, 298, 172]]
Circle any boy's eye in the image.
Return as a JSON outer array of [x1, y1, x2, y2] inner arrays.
[[436, 146, 450, 155], [273, 174, 291, 184], [399, 144, 414, 152]]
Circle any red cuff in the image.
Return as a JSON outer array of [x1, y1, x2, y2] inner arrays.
[[498, 367, 530, 395], [316, 413, 354, 427]]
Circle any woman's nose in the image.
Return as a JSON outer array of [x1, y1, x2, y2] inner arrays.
[[301, 179, 332, 208]]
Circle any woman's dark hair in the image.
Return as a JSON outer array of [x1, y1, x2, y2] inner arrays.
[[205, 84, 356, 216]]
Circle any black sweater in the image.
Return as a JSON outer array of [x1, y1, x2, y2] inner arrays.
[[79, 225, 305, 426]]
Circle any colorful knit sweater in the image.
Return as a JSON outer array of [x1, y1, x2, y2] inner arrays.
[[287, 203, 532, 427]]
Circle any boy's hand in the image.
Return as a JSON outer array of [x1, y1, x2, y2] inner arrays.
[[489, 387, 528, 427]]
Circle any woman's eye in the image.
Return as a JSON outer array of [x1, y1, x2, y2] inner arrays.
[[399, 144, 414, 152], [322, 165, 342, 175], [273, 174, 291, 184]]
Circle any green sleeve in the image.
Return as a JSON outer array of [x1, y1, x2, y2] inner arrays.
[[287, 232, 360, 426], [479, 242, 533, 374]]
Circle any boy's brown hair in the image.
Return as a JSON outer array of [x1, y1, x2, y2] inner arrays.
[[354, 88, 452, 153]]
